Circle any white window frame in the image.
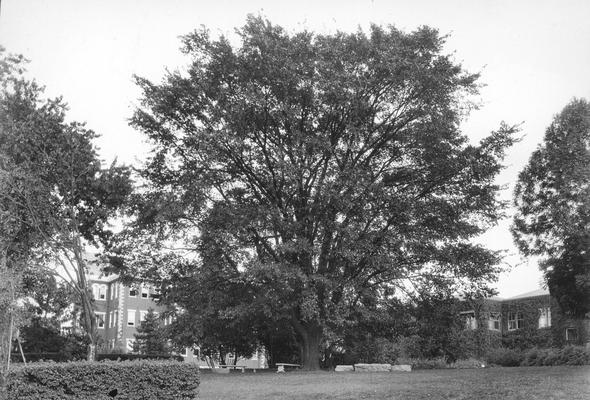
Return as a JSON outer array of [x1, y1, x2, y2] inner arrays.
[[488, 313, 501, 331], [508, 312, 524, 330], [139, 310, 148, 322], [96, 312, 106, 329], [538, 307, 551, 328], [129, 287, 137, 298], [92, 284, 107, 301], [461, 311, 477, 330], [98, 285, 107, 301], [127, 309, 136, 327], [141, 285, 149, 298]]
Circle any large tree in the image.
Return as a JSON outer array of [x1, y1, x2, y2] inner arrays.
[[512, 98, 590, 317], [128, 17, 515, 370], [0, 47, 133, 361]]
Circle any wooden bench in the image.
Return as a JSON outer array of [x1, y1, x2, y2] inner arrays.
[[276, 363, 301, 373], [214, 365, 249, 373]]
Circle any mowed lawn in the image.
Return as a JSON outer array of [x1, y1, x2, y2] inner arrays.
[[198, 366, 590, 400]]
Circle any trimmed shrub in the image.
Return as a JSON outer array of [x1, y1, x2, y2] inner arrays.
[[449, 358, 487, 369], [485, 348, 524, 367], [395, 357, 486, 369], [521, 346, 590, 366], [396, 357, 448, 369], [5, 360, 199, 399], [97, 353, 184, 362]]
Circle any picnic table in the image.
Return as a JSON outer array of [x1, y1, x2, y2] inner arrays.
[[276, 363, 301, 373]]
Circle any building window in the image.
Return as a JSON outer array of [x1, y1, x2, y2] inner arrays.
[[126, 339, 135, 353], [565, 328, 578, 342], [460, 311, 477, 330], [508, 312, 524, 330], [538, 307, 551, 328], [93, 284, 107, 301], [127, 309, 136, 327], [141, 285, 149, 298], [488, 313, 501, 331], [150, 287, 161, 300], [139, 310, 148, 322], [96, 312, 106, 329], [114, 310, 118, 328], [110, 283, 117, 301], [129, 287, 137, 298]]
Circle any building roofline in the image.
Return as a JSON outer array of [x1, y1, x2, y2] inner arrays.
[[504, 288, 550, 300]]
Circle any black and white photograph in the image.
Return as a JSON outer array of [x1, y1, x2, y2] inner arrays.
[[0, 1, 589, 398]]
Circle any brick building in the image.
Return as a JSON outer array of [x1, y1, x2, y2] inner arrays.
[[460, 288, 590, 349], [85, 267, 266, 368]]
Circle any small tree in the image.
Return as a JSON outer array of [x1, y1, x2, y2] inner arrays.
[[133, 309, 169, 356]]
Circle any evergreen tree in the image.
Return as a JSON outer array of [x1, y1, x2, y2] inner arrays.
[[133, 309, 169, 356]]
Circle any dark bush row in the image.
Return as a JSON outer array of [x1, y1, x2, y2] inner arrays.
[[97, 353, 184, 362], [5, 360, 199, 399], [486, 346, 590, 367]]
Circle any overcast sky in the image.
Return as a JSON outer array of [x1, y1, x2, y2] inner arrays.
[[2, 0, 589, 297]]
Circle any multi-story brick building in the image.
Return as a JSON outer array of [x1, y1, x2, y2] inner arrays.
[[88, 272, 169, 355], [460, 288, 590, 350], [86, 268, 267, 368]]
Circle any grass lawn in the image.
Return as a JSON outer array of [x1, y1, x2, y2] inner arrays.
[[198, 366, 590, 400]]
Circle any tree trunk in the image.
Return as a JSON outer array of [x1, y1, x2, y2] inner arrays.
[[293, 321, 322, 371], [87, 343, 96, 362]]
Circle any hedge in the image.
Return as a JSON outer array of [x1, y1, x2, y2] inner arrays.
[[4, 360, 199, 399], [486, 345, 590, 367], [97, 353, 184, 362]]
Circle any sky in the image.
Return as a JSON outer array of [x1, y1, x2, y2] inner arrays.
[[1, 0, 589, 297]]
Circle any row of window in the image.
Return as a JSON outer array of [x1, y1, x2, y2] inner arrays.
[[95, 310, 174, 329], [463, 307, 552, 331], [91, 283, 161, 301]]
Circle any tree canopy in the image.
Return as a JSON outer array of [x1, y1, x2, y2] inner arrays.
[[512, 98, 590, 317], [124, 17, 515, 369]]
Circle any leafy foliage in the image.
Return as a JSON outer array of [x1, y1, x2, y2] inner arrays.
[[5, 360, 199, 399], [19, 318, 88, 362], [512, 98, 590, 317], [123, 17, 516, 369], [486, 346, 590, 367], [0, 46, 133, 359]]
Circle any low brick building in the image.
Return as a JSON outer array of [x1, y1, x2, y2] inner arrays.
[[460, 288, 589, 350]]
